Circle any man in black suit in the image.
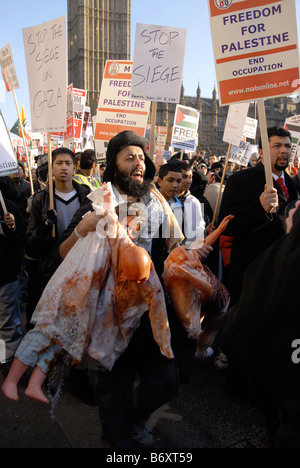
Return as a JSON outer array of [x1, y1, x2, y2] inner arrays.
[[219, 126, 299, 306]]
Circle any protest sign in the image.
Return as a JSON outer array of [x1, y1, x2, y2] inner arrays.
[[0, 44, 33, 193], [156, 126, 168, 157], [228, 141, 258, 167], [171, 105, 199, 152], [0, 111, 18, 177], [223, 103, 250, 146], [0, 43, 19, 92], [82, 107, 90, 133], [22, 15, 67, 132], [211, 102, 249, 226], [208, 0, 300, 106], [241, 116, 258, 141], [64, 86, 87, 151], [131, 23, 187, 103], [284, 115, 300, 164], [94, 60, 150, 142], [63, 84, 74, 142]]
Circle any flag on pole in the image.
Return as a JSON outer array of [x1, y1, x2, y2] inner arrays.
[[10, 105, 28, 137], [10, 119, 20, 136], [20, 106, 28, 138], [175, 106, 199, 131]]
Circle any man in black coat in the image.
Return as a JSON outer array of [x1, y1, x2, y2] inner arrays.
[[222, 201, 300, 447], [219, 126, 299, 305]]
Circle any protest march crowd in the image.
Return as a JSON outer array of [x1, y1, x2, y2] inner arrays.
[[0, 127, 300, 448]]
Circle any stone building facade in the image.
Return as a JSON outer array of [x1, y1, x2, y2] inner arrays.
[[67, 0, 131, 116], [156, 83, 300, 156], [67, 1, 299, 156]]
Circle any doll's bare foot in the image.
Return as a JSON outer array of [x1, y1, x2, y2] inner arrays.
[[195, 343, 214, 359], [1, 358, 29, 401], [25, 385, 49, 404], [25, 366, 49, 404], [1, 381, 19, 401]]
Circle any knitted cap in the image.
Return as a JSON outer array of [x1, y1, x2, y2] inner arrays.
[[103, 131, 156, 183], [35, 153, 48, 169]]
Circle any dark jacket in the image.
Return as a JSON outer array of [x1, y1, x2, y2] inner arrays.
[[223, 206, 300, 392], [293, 171, 300, 193], [26, 181, 90, 274], [218, 162, 299, 303], [0, 198, 26, 287]]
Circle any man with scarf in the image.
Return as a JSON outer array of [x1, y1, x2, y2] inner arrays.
[[57, 130, 211, 448]]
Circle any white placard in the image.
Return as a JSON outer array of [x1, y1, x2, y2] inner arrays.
[[171, 105, 200, 152], [0, 111, 19, 177], [228, 141, 257, 167], [208, 0, 300, 106], [223, 102, 249, 146], [22, 15, 67, 133], [131, 23, 187, 103], [243, 117, 258, 140], [0, 43, 19, 92], [94, 60, 150, 142]]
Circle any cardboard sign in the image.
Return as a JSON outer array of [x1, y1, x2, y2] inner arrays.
[[0, 43, 19, 92], [63, 84, 74, 142], [94, 60, 150, 142], [171, 105, 199, 152], [156, 126, 168, 156], [73, 88, 87, 140], [208, 0, 300, 105], [228, 141, 258, 167], [223, 102, 249, 146], [284, 114, 300, 163], [131, 23, 187, 103], [242, 116, 258, 141], [64, 85, 87, 143], [0, 111, 19, 177], [22, 15, 67, 132]]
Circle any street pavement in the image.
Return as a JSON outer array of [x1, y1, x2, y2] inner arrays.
[[0, 329, 271, 449]]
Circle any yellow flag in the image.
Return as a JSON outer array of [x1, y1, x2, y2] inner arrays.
[[20, 106, 28, 138]]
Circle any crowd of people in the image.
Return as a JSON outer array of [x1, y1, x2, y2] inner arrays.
[[0, 126, 300, 448]]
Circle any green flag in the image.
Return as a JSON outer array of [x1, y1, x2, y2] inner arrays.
[[10, 118, 20, 136]]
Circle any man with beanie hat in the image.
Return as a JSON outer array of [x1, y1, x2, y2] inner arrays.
[[9, 160, 31, 222], [57, 130, 183, 448], [34, 154, 49, 192]]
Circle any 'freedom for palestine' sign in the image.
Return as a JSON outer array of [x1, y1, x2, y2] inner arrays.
[[208, 0, 300, 105]]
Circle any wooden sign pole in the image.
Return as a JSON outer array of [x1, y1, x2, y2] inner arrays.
[[0, 189, 7, 214], [12, 90, 34, 195], [47, 133, 54, 208], [47, 132, 55, 238], [256, 99, 273, 189], [149, 101, 157, 161], [211, 143, 231, 227]]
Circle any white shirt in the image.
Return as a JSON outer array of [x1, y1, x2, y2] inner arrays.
[[172, 192, 206, 248]]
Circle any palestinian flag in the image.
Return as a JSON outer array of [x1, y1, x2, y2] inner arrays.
[[175, 105, 199, 131], [284, 123, 300, 145]]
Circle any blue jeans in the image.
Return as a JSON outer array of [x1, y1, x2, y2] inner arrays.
[[0, 280, 23, 364], [15, 329, 62, 374]]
